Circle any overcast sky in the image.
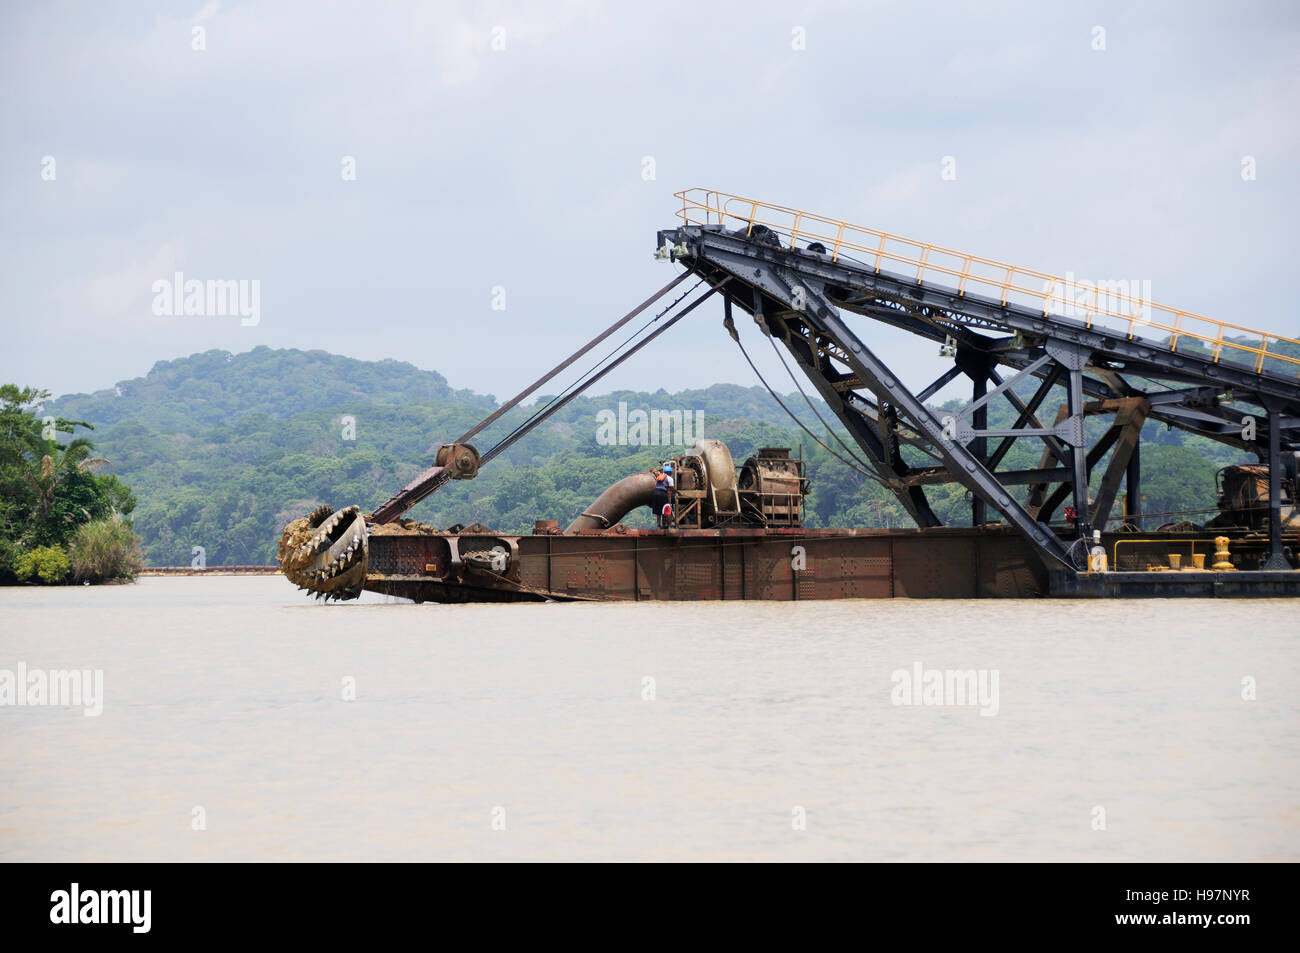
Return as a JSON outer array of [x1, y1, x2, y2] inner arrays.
[[3, 0, 1297, 405]]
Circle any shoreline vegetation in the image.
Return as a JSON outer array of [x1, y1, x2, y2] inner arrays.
[[1, 384, 144, 586]]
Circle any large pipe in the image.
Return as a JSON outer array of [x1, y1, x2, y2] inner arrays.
[[565, 472, 657, 534]]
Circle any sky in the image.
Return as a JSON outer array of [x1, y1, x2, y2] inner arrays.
[[2, 0, 1298, 406]]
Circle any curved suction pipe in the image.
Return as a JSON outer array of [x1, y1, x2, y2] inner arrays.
[[565, 472, 658, 534]]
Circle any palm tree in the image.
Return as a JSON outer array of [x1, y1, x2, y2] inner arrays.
[[26, 436, 109, 518]]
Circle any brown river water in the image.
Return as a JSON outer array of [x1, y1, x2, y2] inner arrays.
[[1, 576, 1297, 861]]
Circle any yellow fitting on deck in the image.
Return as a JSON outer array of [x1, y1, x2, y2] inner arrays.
[[1212, 536, 1236, 571]]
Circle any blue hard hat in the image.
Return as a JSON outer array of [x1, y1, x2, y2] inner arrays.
[[663, 461, 674, 472]]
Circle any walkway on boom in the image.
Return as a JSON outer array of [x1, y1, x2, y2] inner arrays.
[[672, 189, 1300, 390]]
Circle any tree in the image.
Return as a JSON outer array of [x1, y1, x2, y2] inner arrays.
[[0, 383, 140, 583]]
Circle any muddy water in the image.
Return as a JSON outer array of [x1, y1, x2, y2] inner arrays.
[[1, 577, 1296, 861]]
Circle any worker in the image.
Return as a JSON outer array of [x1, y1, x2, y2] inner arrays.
[[650, 461, 675, 527]]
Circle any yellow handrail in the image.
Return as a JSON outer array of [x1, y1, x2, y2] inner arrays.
[[675, 188, 1300, 377], [1112, 537, 1208, 570]]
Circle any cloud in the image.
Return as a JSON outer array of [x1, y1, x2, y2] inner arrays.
[[58, 242, 183, 325], [3, 0, 1298, 401]]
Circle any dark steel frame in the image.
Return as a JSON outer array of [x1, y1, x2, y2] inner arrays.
[[660, 223, 1300, 573]]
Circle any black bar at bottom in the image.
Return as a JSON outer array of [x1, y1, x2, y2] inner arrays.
[[5, 862, 1286, 941]]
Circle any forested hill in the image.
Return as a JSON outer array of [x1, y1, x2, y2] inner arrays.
[[47, 347, 496, 430], [43, 346, 1249, 566]]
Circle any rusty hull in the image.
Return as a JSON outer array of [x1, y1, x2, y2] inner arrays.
[[362, 523, 1051, 602]]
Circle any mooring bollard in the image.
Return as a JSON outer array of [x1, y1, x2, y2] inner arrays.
[[1212, 536, 1235, 571]]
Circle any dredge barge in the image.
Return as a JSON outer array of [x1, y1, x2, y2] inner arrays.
[[278, 190, 1300, 602]]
